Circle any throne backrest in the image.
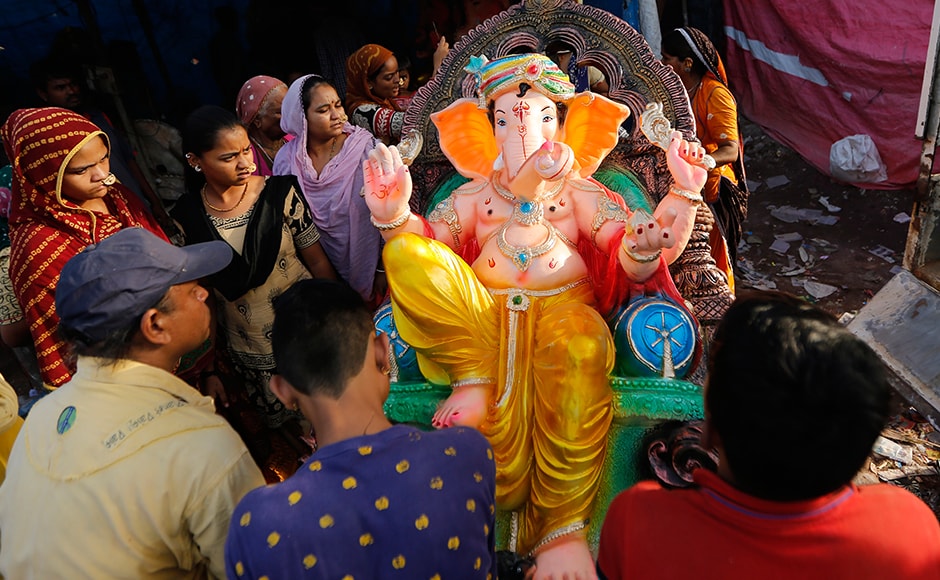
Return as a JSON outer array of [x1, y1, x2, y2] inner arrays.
[[402, 0, 694, 213]]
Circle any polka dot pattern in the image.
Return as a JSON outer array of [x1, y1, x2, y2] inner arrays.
[[224, 425, 496, 578]]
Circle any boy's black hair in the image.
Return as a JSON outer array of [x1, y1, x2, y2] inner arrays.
[[706, 290, 891, 501], [272, 279, 374, 398]]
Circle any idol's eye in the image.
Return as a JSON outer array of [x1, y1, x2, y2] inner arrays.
[[496, 118, 507, 127], [542, 115, 554, 123]]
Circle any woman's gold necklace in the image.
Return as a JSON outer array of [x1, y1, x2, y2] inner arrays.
[[308, 137, 338, 169], [202, 182, 249, 212]]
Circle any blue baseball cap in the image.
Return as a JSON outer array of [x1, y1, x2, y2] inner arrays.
[[56, 228, 232, 342]]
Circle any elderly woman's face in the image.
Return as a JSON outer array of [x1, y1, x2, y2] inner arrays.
[[370, 56, 401, 100], [255, 85, 287, 141]]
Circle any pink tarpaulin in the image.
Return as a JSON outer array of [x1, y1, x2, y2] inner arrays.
[[723, 2, 933, 189]]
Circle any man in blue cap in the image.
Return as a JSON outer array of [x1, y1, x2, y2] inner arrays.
[[0, 228, 265, 579]]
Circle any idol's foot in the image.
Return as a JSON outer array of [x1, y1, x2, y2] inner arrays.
[[531, 534, 596, 580], [431, 385, 489, 428]]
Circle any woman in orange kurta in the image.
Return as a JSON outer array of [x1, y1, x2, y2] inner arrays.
[[662, 27, 747, 286]]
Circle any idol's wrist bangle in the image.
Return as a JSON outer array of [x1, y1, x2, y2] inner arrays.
[[621, 238, 662, 264], [668, 185, 704, 204], [371, 211, 412, 231]]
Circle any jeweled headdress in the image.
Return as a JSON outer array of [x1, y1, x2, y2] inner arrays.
[[466, 54, 575, 108]]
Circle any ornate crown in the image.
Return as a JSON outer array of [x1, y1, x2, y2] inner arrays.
[[465, 54, 575, 108]]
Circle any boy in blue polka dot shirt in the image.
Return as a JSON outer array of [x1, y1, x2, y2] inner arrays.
[[225, 280, 497, 579]]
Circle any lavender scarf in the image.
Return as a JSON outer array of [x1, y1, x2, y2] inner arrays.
[[274, 74, 382, 300]]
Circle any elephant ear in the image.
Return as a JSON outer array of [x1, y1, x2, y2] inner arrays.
[[560, 92, 632, 178], [431, 98, 498, 181]]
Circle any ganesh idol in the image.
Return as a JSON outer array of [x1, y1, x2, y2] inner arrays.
[[363, 53, 707, 578]]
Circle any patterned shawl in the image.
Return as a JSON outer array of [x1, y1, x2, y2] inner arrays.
[[345, 44, 402, 114], [274, 74, 381, 301], [235, 75, 286, 126], [676, 27, 728, 86], [1, 107, 167, 387]]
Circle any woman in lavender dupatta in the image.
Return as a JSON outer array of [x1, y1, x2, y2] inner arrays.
[[273, 74, 384, 304]]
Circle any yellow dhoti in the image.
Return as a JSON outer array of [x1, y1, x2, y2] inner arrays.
[[385, 233, 614, 554]]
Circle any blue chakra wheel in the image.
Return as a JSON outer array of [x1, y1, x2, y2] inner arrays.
[[373, 300, 422, 382], [610, 296, 697, 379]]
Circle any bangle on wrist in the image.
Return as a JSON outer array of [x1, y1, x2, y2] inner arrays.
[[371, 211, 412, 231], [621, 238, 663, 264], [668, 185, 704, 204]]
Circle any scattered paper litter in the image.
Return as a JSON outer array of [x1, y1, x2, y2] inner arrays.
[[774, 232, 803, 243], [869, 245, 897, 263], [804, 280, 838, 299], [769, 205, 838, 225], [818, 196, 842, 212], [765, 175, 790, 189], [769, 239, 791, 254], [893, 212, 911, 224]]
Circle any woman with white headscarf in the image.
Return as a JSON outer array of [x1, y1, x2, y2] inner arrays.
[[273, 74, 384, 304]]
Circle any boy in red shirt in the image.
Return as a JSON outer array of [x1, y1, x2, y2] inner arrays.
[[598, 290, 940, 580]]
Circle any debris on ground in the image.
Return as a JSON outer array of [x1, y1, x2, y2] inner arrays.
[[803, 280, 838, 299], [736, 257, 777, 291], [818, 196, 842, 212], [765, 175, 791, 189], [859, 408, 940, 520], [868, 245, 897, 263], [769, 238, 790, 254], [769, 205, 840, 226], [737, 119, 931, 520]]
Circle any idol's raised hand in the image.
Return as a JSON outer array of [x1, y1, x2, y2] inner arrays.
[[363, 143, 412, 223], [618, 207, 678, 277], [666, 131, 708, 194]]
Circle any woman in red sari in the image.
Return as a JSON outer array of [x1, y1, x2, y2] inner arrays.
[[1, 107, 168, 388]]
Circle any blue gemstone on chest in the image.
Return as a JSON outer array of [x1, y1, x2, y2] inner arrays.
[[520, 201, 534, 214]]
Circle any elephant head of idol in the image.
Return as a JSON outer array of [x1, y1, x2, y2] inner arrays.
[[431, 53, 630, 188]]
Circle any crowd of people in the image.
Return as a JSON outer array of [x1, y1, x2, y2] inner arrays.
[[0, 8, 937, 578]]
